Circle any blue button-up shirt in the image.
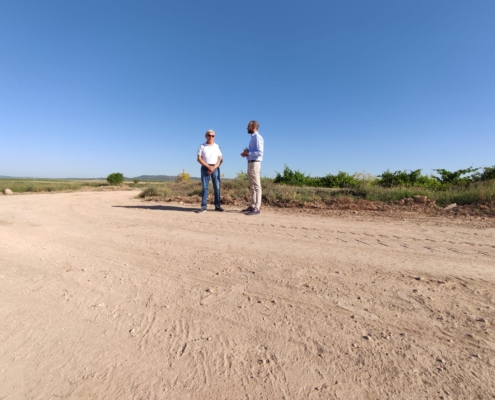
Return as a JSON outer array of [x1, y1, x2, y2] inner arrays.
[[247, 132, 264, 161]]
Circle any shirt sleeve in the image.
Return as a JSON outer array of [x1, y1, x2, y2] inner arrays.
[[197, 145, 203, 156]]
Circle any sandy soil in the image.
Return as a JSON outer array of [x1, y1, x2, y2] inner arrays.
[[1, 191, 494, 399]]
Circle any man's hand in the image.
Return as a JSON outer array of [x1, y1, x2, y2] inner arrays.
[[240, 149, 249, 158]]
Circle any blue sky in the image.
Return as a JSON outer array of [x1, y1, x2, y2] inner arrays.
[[1, 0, 494, 179]]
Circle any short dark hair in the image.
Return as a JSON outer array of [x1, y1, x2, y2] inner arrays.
[[248, 120, 259, 130]]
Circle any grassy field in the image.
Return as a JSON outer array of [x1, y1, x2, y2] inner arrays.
[[3, 177, 495, 210], [137, 178, 495, 208], [0, 179, 111, 193]]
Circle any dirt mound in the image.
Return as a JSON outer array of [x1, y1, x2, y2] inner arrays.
[[146, 195, 495, 220]]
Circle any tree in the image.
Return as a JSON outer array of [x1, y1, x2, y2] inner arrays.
[[107, 172, 124, 186]]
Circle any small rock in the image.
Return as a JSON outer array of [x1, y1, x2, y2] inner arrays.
[[3, 188, 13, 195], [471, 353, 480, 358], [476, 318, 487, 323], [96, 302, 106, 308], [129, 328, 135, 334], [414, 276, 422, 281], [444, 203, 457, 211], [363, 335, 371, 340], [436, 358, 445, 363], [413, 195, 427, 204]]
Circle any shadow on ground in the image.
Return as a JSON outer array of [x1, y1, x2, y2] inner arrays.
[[113, 205, 240, 213], [113, 205, 198, 212]]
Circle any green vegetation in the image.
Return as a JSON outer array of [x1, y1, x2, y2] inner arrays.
[[376, 169, 439, 188], [138, 186, 171, 198], [3, 164, 494, 210], [137, 164, 495, 208], [274, 164, 495, 190], [476, 166, 495, 181], [107, 172, 124, 186], [139, 178, 495, 208]]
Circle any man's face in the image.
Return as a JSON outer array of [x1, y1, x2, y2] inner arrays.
[[206, 132, 215, 144], [247, 123, 255, 134]]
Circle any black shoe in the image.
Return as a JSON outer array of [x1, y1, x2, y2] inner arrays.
[[242, 206, 254, 212], [246, 209, 260, 216], [215, 206, 224, 212]]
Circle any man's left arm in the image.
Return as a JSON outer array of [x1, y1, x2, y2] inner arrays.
[[211, 147, 223, 170]]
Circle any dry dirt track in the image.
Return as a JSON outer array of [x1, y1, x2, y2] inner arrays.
[[1, 191, 494, 399]]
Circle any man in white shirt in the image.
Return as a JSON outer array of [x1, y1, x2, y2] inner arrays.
[[197, 130, 223, 212], [240, 120, 264, 215]]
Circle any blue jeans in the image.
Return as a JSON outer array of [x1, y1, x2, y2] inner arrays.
[[201, 166, 221, 208]]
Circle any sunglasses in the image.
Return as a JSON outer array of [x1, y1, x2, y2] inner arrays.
[[207, 134, 215, 137]]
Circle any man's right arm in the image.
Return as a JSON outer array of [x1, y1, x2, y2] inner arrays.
[[197, 146, 208, 167]]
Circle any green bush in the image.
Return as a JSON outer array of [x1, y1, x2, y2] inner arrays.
[[319, 171, 359, 188], [274, 165, 309, 186], [235, 171, 248, 181], [274, 166, 359, 188], [433, 167, 479, 185], [474, 165, 495, 182], [376, 169, 439, 188], [273, 164, 495, 192], [138, 187, 171, 198], [107, 172, 124, 186]]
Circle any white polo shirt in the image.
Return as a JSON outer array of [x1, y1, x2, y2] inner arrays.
[[197, 143, 222, 164]]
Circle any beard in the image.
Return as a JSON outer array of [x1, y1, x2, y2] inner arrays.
[[248, 130, 255, 134]]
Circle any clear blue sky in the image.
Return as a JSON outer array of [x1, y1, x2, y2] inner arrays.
[[1, 1, 494, 179]]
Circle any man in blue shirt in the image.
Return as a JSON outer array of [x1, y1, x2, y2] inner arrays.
[[240, 120, 264, 215]]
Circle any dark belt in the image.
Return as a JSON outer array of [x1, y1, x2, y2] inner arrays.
[[248, 160, 260, 163], [208, 164, 216, 166]]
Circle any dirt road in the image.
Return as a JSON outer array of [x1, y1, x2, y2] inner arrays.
[[1, 191, 494, 399]]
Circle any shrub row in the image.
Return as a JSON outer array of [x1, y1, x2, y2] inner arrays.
[[274, 165, 495, 189]]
